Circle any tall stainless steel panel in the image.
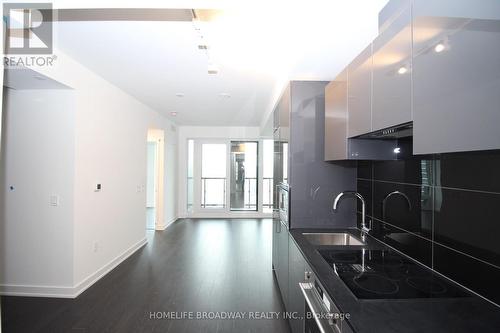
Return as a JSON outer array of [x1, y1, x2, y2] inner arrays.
[[289, 81, 357, 228]]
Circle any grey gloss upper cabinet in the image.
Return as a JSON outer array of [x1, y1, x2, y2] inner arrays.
[[372, 5, 412, 131], [324, 70, 348, 160], [413, 16, 500, 154], [347, 45, 372, 137]]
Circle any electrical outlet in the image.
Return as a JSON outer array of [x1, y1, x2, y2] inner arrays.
[[93, 242, 99, 253], [50, 195, 59, 206]]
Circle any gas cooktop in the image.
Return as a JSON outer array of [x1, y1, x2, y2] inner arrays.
[[318, 249, 469, 300]]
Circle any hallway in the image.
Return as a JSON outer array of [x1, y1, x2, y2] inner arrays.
[[1, 219, 290, 333]]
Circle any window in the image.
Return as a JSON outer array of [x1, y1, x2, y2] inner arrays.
[[262, 139, 274, 213], [230, 141, 258, 211], [187, 139, 274, 214], [201, 143, 227, 209], [187, 139, 194, 212]]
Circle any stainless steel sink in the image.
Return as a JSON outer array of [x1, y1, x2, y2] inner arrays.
[[302, 232, 365, 246]]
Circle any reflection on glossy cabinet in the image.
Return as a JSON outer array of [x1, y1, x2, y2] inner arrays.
[[325, 70, 348, 160], [372, 5, 412, 131], [348, 44, 372, 137], [413, 16, 500, 154]]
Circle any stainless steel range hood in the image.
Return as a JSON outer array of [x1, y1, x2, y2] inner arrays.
[[346, 122, 413, 160], [356, 122, 413, 139]]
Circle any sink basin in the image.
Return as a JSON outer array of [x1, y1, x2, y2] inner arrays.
[[302, 232, 365, 246]]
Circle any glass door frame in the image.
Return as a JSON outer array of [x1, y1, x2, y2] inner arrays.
[[188, 138, 269, 216], [229, 140, 259, 212], [193, 139, 230, 214]]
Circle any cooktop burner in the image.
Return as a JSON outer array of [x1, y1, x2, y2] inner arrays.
[[353, 273, 400, 295], [320, 249, 469, 300], [406, 276, 447, 294]]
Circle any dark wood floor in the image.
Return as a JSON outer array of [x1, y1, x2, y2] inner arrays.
[[1, 218, 290, 333]]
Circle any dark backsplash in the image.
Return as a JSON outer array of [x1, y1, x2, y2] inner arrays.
[[357, 150, 500, 306]]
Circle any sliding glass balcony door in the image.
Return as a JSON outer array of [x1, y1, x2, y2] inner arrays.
[[230, 141, 258, 211], [187, 139, 273, 215]]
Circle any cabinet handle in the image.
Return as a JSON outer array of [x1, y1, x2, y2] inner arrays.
[[299, 283, 341, 333]]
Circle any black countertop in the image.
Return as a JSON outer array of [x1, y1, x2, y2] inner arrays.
[[289, 228, 500, 333]]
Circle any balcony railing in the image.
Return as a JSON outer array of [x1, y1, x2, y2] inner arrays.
[[201, 177, 226, 208], [263, 177, 273, 209], [197, 177, 274, 211]]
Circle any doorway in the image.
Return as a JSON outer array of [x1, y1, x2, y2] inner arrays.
[[146, 129, 165, 230]]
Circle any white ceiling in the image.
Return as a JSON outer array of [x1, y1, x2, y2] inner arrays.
[[54, 1, 389, 126], [5, 68, 72, 90]]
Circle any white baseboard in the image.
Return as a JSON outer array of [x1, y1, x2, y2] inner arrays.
[[155, 216, 178, 230], [0, 237, 147, 299], [184, 213, 272, 219], [0, 284, 76, 298], [72, 237, 147, 298]]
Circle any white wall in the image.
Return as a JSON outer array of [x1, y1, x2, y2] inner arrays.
[[177, 126, 270, 218], [54, 50, 178, 292], [1, 49, 178, 297], [1, 88, 76, 295]]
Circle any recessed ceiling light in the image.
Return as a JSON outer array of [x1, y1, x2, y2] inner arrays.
[[434, 43, 445, 53], [397, 66, 408, 75], [175, 93, 185, 97], [218, 93, 231, 98], [170, 111, 178, 116]]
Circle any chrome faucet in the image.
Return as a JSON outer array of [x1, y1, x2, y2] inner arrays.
[[382, 191, 412, 221], [333, 191, 370, 239]]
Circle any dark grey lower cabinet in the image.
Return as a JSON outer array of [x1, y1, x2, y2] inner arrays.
[[272, 220, 289, 308], [272, 218, 279, 271], [288, 237, 306, 333], [277, 222, 289, 306]]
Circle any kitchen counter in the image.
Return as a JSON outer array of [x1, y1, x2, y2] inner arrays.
[[290, 228, 500, 333]]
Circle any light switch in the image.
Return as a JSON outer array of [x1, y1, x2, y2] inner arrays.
[[50, 195, 59, 206]]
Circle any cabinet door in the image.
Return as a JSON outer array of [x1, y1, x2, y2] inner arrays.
[[413, 16, 500, 154], [348, 44, 372, 137], [277, 223, 289, 308], [325, 70, 348, 161], [272, 218, 279, 271], [372, 5, 412, 131], [288, 237, 305, 333]]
